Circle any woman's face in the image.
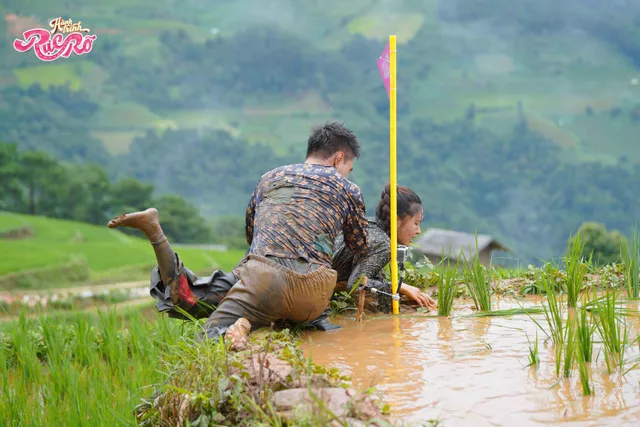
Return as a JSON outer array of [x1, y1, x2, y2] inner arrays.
[[397, 206, 423, 246]]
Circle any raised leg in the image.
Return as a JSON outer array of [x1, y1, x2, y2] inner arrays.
[[108, 208, 181, 305]]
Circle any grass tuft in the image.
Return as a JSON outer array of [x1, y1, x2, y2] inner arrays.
[[576, 339, 593, 396], [562, 312, 576, 378], [526, 331, 540, 367], [591, 289, 630, 373], [576, 302, 595, 363], [620, 224, 640, 299], [0, 308, 389, 426], [461, 235, 492, 311], [565, 232, 587, 308], [436, 248, 458, 317]]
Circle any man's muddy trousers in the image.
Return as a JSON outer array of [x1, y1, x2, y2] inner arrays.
[[150, 253, 339, 340]]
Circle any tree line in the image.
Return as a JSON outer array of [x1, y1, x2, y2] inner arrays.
[[0, 85, 109, 165], [0, 141, 246, 248]]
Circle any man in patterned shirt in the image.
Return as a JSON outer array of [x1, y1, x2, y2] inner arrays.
[[107, 122, 368, 345]]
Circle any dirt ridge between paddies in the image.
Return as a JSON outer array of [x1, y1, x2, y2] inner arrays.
[[0, 279, 147, 297], [0, 297, 153, 324], [1, 307, 397, 426]]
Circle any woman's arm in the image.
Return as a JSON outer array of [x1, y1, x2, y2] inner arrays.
[[346, 236, 437, 310]]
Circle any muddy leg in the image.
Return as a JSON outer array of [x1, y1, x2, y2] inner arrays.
[[108, 208, 181, 305]]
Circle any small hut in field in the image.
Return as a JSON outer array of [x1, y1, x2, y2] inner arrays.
[[412, 228, 511, 268]]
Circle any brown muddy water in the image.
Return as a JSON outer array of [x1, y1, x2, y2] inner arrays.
[[301, 297, 640, 426]]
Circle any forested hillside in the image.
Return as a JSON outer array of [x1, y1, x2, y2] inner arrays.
[[1, 0, 639, 263]]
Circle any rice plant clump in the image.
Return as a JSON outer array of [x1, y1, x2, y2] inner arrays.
[[576, 303, 594, 363], [526, 331, 540, 367], [591, 289, 630, 373], [565, 232, 587, 308], [620, 225, 640, 299], [525, 267, 565, 377], [461, 236, 492, 312], [437, 249, 458, 317], [562, 314, 576, 378], [576, 339, 593, 396]]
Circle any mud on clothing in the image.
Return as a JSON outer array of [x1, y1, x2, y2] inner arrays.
[[331, 217, 394, 313], [151, 218, 395, 321], [245, 163, 369, 265], [152, 163, 369, 338], [201, 254, 338, 339]]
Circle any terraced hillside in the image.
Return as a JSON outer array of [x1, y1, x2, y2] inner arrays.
[[1, 0, 640, 262], [0, 211, 243, 289]]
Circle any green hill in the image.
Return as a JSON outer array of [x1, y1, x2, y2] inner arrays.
[[1, 0, 640, 263], [0, 211, 243, 289], [3, 0, 638, 159]]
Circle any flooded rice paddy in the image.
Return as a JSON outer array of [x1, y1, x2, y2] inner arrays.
[[301, 297, 640, 426]]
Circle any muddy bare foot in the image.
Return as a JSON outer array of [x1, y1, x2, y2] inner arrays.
[[226, 318, 252, 351], [108, 208, 164, 242]]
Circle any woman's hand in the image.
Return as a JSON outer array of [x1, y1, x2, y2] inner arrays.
[[400, 284, 437, 310]]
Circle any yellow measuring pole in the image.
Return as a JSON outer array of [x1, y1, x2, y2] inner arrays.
[[389, 35, 399, 315]]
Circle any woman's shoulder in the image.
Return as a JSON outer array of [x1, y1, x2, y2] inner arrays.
[[365, 217, 390, 245], [335, 217, 388, 249]]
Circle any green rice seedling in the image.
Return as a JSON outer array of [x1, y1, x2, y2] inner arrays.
[[0, 308, 185, 426], [526, 331, 540, 367], [576, 339, 593, 396], [553, 334, 564, 378], [565, 232, 587, 308], [461, 235, 492, 311], [537, 270, 564, 345], [562, 313, 576, 378], [463, 308, 545, 318], [620, 225, 640, 299], [592, 289, 630, 373], [437, 248, 458, 317], [576, 303, 595, 363], [524, 267, 565, 377]]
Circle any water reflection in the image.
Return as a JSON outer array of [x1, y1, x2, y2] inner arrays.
[[300, 297, 640, 426]]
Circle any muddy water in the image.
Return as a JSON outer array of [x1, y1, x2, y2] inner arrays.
[[301, 297, 640, 426]]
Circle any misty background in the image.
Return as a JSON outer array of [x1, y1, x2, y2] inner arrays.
[[1, 0, 640, 264]]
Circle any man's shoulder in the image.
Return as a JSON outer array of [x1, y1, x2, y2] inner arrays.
[[327, 171, 363, 199], [260, 163, 311, 179], [262, 163, 298, 175], [256, 163, 298, 184], [265, 164, 362, 190]]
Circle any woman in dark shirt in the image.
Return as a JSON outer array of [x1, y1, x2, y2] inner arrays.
[[331, 183, 437, 313]]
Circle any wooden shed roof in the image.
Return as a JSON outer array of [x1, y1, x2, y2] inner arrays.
[[413, 228, 511, 261]]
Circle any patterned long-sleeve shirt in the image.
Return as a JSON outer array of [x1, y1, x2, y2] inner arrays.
[[331, 217, 390, 291], [245, 163, 369, 267]]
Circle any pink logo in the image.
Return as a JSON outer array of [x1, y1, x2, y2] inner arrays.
[[13, 17, 97, 61]]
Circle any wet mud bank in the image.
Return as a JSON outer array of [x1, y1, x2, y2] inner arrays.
[[136, 328, 398, 426]]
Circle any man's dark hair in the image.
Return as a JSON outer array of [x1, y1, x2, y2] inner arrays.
[[306, 121, 361, 160]]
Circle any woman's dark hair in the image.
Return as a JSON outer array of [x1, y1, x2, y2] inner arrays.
[[375, 183, 423, 235]]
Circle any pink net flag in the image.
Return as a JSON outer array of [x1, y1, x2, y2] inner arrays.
[[377, 42, 390, 98]]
